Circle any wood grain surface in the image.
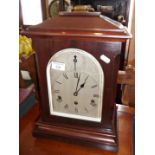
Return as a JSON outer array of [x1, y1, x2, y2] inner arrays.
[[20, 103, 134, 155]]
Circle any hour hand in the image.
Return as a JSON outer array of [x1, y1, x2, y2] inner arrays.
[[74, 75, 89, 96], [82, 75, 89, 86], [78, 75, 89, 89]]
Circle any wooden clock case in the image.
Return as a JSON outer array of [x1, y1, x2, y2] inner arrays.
[[23, 12, 131, 152]]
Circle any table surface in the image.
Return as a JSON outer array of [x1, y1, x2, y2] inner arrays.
[[20, 103, 135, 155]]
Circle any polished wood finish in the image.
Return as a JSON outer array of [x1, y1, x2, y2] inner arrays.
[[22, 12, 131, 151], [33, 107, 117, 151], [20, 103, 134, 155], [23, 12, 131, 41], [31, 38, 121, 151]]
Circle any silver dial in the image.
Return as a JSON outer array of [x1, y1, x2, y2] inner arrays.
[[46, 48, 104, 122]]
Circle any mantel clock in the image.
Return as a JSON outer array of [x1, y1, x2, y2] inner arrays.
[[23, 12, 131, 151]]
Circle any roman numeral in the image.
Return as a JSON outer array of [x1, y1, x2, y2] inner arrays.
[[54, 90, 60, 93], [93, 94, 99, 98], [56, 96, 62, 103], [90, 99, 97, 107], [90, 102, 97, 107], [75, 107, 78, 113], [64, 104, 69, 109], [91, 84, 97, 88], [73, 55, 77, 63], [73, 55, 77, 71], [56, 81, 62, 84], [63, 73, 68, 79]]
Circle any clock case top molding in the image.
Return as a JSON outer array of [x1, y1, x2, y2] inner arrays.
[[22, 12, 131, 152]]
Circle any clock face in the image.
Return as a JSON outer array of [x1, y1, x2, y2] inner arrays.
[[46, 48, 104, 122]]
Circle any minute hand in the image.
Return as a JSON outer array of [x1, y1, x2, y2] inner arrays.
[[75, 73, 81, 92], [75, 75, 89, 95]]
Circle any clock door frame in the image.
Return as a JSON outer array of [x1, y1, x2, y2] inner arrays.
[[46, 48, 104, 123]]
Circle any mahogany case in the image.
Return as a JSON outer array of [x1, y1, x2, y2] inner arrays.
[[22, 12, 131, 151]]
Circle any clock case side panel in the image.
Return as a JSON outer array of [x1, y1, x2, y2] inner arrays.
[[32, 37, 121, 128], [32, 37, 52, 117]]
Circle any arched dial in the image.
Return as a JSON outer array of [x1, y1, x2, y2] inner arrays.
[[46, 48, 104, 122]]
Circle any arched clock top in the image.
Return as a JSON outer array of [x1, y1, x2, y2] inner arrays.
[[46, 48, 104, 122]]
